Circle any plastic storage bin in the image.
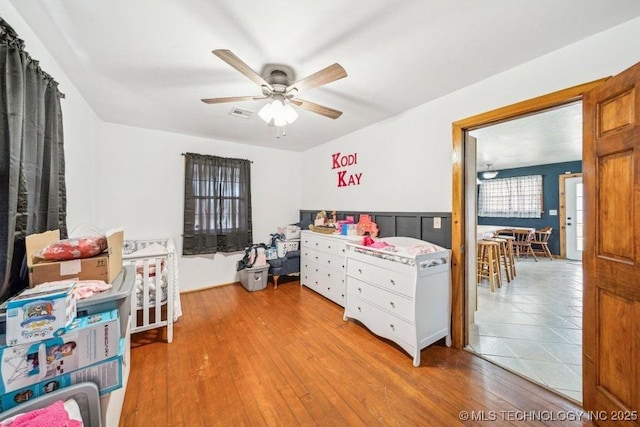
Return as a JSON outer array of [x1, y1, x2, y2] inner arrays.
[[239, 265, 269, 292], [0, 265, 135, 341]]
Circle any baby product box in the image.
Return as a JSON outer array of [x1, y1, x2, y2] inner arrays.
[[0, 309, 120, 394], [5, 281, 77, 346], [0, 338, 125, 414], [26, 229, 124, 286]]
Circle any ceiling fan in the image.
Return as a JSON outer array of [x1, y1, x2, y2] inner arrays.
[[201, 49, 347, 125]]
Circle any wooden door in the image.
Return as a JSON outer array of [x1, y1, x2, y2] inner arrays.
[[583, 61, 640, 426]]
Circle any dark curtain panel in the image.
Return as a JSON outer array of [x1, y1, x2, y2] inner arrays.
[[183, 153, 252, 255], [0, 18, 67, 301]]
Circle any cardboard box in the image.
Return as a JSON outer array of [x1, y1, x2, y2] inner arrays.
[[0, 338, 125, 414], [26, 229, 123, 286], [5, 282, 77, 346], [0, 309, 120, 394], [239, 265, 269, 292]]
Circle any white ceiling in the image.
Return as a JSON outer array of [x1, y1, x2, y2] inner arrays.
[[9, 1, 640, 151], [471, 101, 583, 172]]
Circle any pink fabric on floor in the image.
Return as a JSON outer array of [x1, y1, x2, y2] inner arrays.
[[1, 400, 82, 427]]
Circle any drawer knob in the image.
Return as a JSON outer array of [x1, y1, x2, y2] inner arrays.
[[327, 260, 331, 264], [327, 273, 331, 277], [357, 287, 362, 293], [390, 324, 395, 331], [315, 256, 319, 260], [390, 301, 395, 308], [390, 279, 396, 286], [358, 268, 362, 274], [357, 306, 362, 312]]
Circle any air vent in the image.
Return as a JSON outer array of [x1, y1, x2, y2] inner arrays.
[[228, 107, 253, 119]]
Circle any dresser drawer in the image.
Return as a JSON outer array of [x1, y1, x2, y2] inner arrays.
[[323, 252, 346, 272], [322, 239, 346, 257], [347, 258, 413, 297], [347, 277, 414, 322], [301, 233, 324, 251], [345, 294, 415, 347]]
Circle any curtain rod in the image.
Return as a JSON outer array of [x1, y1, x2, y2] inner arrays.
[[180, 153, 253, 163]]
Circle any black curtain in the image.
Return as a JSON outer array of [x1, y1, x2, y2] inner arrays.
[[183, 153, 252, 254], [0, 17, 67, 301]]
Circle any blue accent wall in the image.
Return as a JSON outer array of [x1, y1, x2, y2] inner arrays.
[[477, 160, 582, 255]]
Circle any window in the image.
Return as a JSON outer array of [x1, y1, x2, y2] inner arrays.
[[183, 153, 253, 255], [478, 175, 543, 218]]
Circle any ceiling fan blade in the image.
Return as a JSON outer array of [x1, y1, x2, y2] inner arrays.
[[291, 99, 343, 119], [213, 49, 273, 91], [286, 63, 347, 94], [201, 96, 267, 104]]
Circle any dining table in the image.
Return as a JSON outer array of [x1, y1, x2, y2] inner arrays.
[[476, 225, 535, 240]]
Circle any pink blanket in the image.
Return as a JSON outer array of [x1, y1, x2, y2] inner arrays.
[[0, 400, 82, 427]]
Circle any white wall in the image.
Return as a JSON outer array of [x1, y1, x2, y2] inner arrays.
[[7, 2, 640, 292], [301, 17, 640, 213], [4, 1, 302, 292], [1, 0, 101, 230], [94, 123, 302, 292]]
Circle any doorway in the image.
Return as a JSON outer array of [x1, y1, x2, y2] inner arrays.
[[562, 175, 584, 261], [467, 106, 584, 402], [450, 80, 606, 402]]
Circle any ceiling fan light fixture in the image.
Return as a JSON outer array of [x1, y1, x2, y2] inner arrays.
[[258, 103, 272, 122], [258, 98, 298, 126], [283, 103, 298, 123]]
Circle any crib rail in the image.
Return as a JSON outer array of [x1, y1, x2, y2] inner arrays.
[[122, 239, 176, 343]]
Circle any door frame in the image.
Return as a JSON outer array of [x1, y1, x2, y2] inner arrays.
[[559, 173, 583, 260], [450, 79, 607, 348]]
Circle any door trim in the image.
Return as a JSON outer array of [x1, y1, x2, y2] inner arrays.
[[559, 173, 583, 259], [450, 78, 607, 348]]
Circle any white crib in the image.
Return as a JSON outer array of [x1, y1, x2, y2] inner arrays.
[[122, 238, 181, 343]]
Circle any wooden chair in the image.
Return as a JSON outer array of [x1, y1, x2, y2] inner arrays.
[[511, 229, 538, 261], [531, 227, 553, 260]]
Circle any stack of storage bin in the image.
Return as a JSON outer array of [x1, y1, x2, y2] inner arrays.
[[0, 265, 134, 415]]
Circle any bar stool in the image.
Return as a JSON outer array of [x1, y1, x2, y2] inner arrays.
[[494, 233, 517, 279], [501, 235, 517, 278], [477, 240, 501, 292], [487, 237, 513, 283]]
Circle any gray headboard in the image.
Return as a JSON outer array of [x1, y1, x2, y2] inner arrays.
[[299, 210, 452, 249]]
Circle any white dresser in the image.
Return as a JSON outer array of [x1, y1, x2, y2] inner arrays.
[[300, 230, 352, 307], [343, 237, 451, 367]]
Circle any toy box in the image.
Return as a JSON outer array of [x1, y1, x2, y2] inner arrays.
[[0, 309, 120, 395], [25, 229, 123, 286], [5, 282, 77, 346], [0, 338, 125, 414]]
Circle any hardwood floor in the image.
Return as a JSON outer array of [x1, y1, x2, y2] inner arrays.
[[120, 279, 593, 426]]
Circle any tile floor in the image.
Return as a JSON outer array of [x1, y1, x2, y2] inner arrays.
[[467, 257, 583, 403]]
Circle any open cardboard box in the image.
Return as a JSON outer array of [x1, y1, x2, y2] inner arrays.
[[26, 230, 123, 286]]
